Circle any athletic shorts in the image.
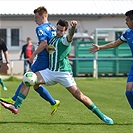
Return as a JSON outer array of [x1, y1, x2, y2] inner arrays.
[[39, 68, 77, 88], [127, 64, 133, 82]]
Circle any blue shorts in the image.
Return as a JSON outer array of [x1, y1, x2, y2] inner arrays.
[[127, 64, 133, 82], [30, 57, 49, 73]]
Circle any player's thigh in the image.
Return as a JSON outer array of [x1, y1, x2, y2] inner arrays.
[[126, 64, 133, 91], [57, 72, 76, 87], [126, 82, 133, 91], [36, 69, 56, 85], [36, 71, 45, 84]]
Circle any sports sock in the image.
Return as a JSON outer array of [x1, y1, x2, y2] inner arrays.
[[0, 77, 6, 89], [35, 86, 56, 105], [12, 82, 23, 101], [89, 103, 104, 120], [14, 93, 26, 109], [125, 91, 133, 109]]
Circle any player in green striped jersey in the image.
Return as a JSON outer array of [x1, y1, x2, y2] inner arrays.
[[2, 19, 113, 124]]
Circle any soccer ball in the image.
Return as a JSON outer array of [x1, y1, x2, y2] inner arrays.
[[23, 72, 38, 86]]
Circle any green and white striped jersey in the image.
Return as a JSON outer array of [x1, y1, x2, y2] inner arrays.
[[48, 35, 72, 72]]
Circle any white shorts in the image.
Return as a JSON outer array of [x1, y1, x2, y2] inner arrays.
[[39, 68, 76, 88]]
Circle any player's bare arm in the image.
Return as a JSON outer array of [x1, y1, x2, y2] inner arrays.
[[4, 51, 10, 70], [29, 40, 48, 63], [68, 20, 77, 42], [89, 39, 123, 54]]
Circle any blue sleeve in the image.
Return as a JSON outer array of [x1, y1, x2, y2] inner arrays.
[[36, 27, 48, 41], [120, 31, 127, 43]]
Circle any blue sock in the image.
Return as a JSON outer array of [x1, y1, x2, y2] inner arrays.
[[35, 86, 56, 105], [125, 91, 133, 109], [12, 82, 23, 101]]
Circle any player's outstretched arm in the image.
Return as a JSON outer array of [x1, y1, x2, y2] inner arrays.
[[89, 39, 124, 54], [68, 20, 77, 42]]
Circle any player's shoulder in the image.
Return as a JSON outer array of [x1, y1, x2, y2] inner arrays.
[[122, 29, 133, 37], [36, 24, 44, 30], [47, 22, 56, 30], [36, 23, 50, 31], [125, 28, 132, 33]]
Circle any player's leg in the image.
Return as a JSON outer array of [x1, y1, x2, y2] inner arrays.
[[125, 65, 133, 109], [0, 83, 30, 114], [0, 62, 7, 90], [67, 85, 113, 124], [13, 82, 60, 115], [34, 70, 60, 115], [13, 83, 29, 109], [34, 85, 60, 115], [24, 60, 28, 74], [1, 70, 60, 115], [0, 76, 7, 90], [12, 83, 23, 101], [0, 60, 28, 103], [0, 82, 23, 104], [125, 82, 133, 109], [57, 72, 113, 124], [34, 85, 56, 105], [31, 61, 60, 112]]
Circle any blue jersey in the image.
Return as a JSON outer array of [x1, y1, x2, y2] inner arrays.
[[120, 29, 133, 56], [30, 22, 56, 72], [120, 29, 133, 82]]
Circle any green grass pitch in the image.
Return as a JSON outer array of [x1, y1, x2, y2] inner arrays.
[[0, 77, 133, 133]]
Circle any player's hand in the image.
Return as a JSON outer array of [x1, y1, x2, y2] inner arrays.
[[88, 44, 100, 54], [70, 20, 77, 28], [6, 63, 10, 70], [29, 54, 36, 64]]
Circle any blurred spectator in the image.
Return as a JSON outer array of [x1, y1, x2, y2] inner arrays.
[[20, 37, 35, 74]]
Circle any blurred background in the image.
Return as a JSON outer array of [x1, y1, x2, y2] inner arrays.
[[0, 0, 132, 78]]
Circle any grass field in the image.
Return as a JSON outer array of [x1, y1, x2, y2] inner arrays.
[[0, 77, 133, 133]]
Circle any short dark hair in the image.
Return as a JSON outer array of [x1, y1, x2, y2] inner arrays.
[[27, 37, 31, 41], [56, 19, 69, 30], [125, 10, 133, 20]]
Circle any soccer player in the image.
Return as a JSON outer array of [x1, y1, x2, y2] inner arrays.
[[1, 19, 114, 125], [0, 6, 60, 115], [89, 10, 133, 110], [0, 38, 10, 90]]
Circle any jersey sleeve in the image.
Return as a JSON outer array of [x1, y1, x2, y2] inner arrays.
[[61, 35, 72, 46], [36, 27, 48, 41], [120, 30, 128, 43]]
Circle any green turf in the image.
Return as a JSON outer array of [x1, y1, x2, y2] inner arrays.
[[0, 77, 133, 133]]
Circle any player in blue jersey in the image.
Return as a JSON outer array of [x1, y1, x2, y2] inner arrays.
[[89, 10, 133, 110], [0, 6, 60, 115]]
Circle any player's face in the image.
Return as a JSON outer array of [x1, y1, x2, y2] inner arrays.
[[34, 13, 43, 25], [56, 24, 67, 37], [125, 16, 133, 29]]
